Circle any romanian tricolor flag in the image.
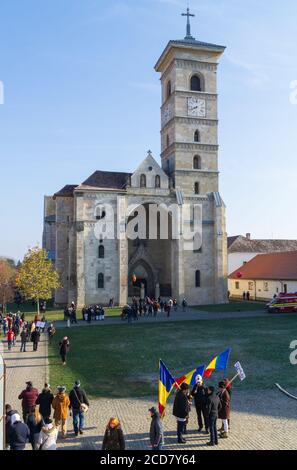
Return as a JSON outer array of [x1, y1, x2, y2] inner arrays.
[[203, 349, 231, 378], [158, 360, 175, 418], [174, 365, 206, 387]]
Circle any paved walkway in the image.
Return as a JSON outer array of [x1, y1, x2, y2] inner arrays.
[[53, 307, 267, 329]]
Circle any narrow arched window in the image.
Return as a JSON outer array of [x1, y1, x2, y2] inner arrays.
[[167, 80, 172, 98], [194, 182, 200, 194], [95, 206, 106, 220], [195, 270, 201, 287], [140, 174, 146, 188], [194, 130, 200, 142], [98, 273, 104, 289], [98, 245, 104, 259], [155, 175, 161, 188], [191, 75, 202, 92], [193, 155, 201, 170]]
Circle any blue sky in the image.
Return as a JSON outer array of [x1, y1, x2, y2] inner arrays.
[[0, 0, 297, 261]]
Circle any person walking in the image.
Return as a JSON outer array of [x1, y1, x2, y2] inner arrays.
[[20, 327, 29, 352], [206, 386, 221, 447], [38, 419, 59, 450], [69, 380, 90, 436], [9, 413, 30, 451], [47, 323, 56, 344], [7, 329, 14, 351], [59, 336, 70, 365], [31, 327, 41, 352], [36, 383, 54, 421], [173, 383, 190, 444], [18, 381, 39, 423], [102, 417, 125, 450], [217, 381, 231, 439], [182, 298, 187, 312], [5, 405, 18, 450], [52, 386, 70, 438], [149, 407, 164, 451], [27, 406, 44, 450]]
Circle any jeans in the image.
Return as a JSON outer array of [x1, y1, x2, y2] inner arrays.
[[195, 404, 209, 430], [20, 341, 27, 352], [177, 419, 186, 442], [209, 416, 218, 444], [8, 340, 12, 350], [73, 409, 85, 434]]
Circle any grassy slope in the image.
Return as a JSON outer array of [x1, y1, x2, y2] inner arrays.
[[49, 314, 297, 398]]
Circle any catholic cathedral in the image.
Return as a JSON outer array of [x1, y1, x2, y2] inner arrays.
[[43, 10, 228, 307]]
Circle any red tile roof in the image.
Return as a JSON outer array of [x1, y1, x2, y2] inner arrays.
[[229, 251, 297, 280]]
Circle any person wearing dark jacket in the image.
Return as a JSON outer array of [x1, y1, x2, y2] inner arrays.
[[206, 386, 222, 446], [191, 375, 209, 433], [18, 381, 39, 423], [59, 337, 70, 365], [31, 328, 41, 351], [9, 413, 30, 450], [36, 383, 54, 420], [5, 404, 18, 449], [27, 406, 44, 450], [102, 417, 125, 450], [217, 381, 231, 438], [149, 407, 164, 450], [69, 380, 90, 436], [173, 383, 190, 444]]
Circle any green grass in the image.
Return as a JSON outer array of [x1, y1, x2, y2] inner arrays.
[[194, 301, 266, 313], [49, 314, 297, 399], [5, 302, 122, 322]]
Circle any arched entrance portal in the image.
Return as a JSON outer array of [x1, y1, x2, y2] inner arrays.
[[129, 259, 155, 298]]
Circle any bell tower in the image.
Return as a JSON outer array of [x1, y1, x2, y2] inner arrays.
[[155, 8, 225, 197]]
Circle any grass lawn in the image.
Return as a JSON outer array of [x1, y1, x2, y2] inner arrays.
[[194, 301, 266, 313], [5, 302, 122, 322], [49, 314, 297, 399]]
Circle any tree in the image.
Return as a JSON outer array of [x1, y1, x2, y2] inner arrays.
[[16, 247, 61, 315], [0, 260, 16, 313]]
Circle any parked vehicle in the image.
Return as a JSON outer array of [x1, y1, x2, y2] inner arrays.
[[266, 293, 297, 313]]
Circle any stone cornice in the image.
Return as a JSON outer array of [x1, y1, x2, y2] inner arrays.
[[161, 90, 217, 109], [161, 58, 218, 82], [161, 116, 218, 132], [161, 142, 218, 157], [176, 169, 219, 174]]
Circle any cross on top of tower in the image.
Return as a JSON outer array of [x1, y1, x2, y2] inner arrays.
[[181, 6, 195, 40]]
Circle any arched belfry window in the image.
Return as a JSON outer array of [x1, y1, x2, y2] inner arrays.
[[167, 80, 172, 98], [98, 273, 104, 289], [194, 130, 200, 142], [195, 270, 201, 287], [194, 182, 200, 194], [98, 245, 104, 259], [193, 155, 201, 170], [95, 206, 106, 220], [140, 174, 146, 188], [191, 75, 202, 92], [155, 175, 161, 188]]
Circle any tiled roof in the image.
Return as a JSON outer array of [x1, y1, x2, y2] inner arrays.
[[54, 185, 77, 198], [229, 251, 297, 281], [79, 171, 132, 190], [170, 38, 226, 51], [228, 235, 297, 253]]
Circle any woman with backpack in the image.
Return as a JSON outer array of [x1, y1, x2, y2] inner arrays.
[[102, 417, 125, 450]]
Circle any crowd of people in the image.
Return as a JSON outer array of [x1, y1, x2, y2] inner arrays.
[[121, 297, 188, 322]]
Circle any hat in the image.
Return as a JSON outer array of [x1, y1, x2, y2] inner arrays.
[[26, 381, 33, 387], [57, 386, 66, 393], [149, 407, 157, 414], [11, 413, 21, 425], [75, 380, 81, 387], [196, 375, 203, 384]]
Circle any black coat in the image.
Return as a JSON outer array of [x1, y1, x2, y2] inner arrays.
[[5, 410, 18, 447], [173, 391, 190, 419], [27, 415, 44, 439], [150, 413, 164, 447], [206, 392, 221, 419], [191, 384, 208, 408], [10, 422, 30, 450], [69, 387, 90, 410], [36, 390, 54, 419], [102, 427, 125, 450]]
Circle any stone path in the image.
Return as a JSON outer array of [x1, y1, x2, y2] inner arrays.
[[53, 307, 267, 329]]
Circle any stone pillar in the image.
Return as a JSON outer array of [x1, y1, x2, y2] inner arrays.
[[76, 194, 86, 308], [118, 197, 128, 306], [172, 238, 185, 304], [213, 194, 228, 304], [155, 283, 160, 300]]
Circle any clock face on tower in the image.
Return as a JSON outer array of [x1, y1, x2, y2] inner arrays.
[[187, 97, 206, 118]]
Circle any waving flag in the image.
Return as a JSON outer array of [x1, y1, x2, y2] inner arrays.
[[203, 349, 231, 378], [158, 360, 175, 418], [175, 365, 205, 387]]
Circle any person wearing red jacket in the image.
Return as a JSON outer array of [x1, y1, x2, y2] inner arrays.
[[7, 329, 14, 351], [18, 381, 39, 423]]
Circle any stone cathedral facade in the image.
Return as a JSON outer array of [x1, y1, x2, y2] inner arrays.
[[43, 17, 228, 308]]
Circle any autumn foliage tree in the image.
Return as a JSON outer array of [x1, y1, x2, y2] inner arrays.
[[0, 260, 16, 313], [16, 247, 60, 315]]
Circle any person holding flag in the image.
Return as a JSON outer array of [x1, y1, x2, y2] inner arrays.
[[158, 360, 175, 418], [172, 383, 191, 444], [191, 375, 209, 434]]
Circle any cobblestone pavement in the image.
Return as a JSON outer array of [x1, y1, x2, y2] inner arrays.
[[54, 307, 267, 330], [2, 328, 297, 451]]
